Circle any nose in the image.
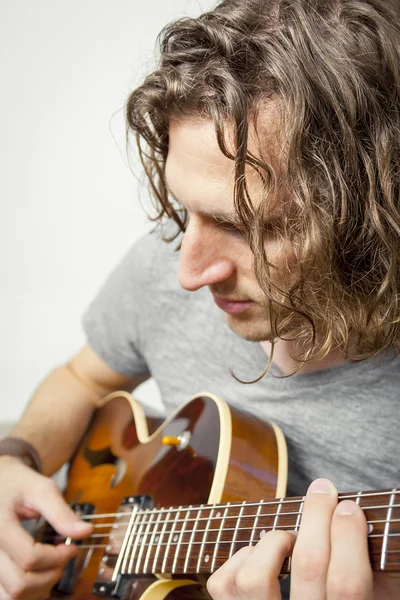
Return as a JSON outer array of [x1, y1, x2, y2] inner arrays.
[[178, 217, 236, 291]]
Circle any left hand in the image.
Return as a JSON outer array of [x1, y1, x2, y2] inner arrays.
[[206, 478, 399, 600]]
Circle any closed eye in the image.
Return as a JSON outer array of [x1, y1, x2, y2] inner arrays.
[[214, 219, 245, 236]]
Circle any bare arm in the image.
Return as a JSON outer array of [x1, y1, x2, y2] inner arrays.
[[9, 344, 149, 476]]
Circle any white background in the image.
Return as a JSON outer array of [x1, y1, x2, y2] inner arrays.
[[0, 0, 215, 423]]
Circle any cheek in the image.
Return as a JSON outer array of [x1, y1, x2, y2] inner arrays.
[[263, 239, 298, 280], [232, 238, 254, 274]]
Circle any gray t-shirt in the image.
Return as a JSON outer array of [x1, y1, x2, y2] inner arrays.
[[83, 229, 399, 495], [83, 229, 399, 593]]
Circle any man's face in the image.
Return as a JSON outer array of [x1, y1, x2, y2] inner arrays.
[[165, 118, 296, 342]]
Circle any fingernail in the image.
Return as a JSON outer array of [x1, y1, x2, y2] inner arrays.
[[308, 478, 335, 494], [337, 500, 358, 516]]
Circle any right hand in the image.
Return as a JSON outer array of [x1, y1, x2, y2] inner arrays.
[[0, 456, 93, 599]]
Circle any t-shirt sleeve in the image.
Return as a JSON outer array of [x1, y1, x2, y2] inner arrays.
[[82, 233, 155, 378]]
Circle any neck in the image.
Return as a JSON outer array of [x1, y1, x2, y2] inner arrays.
[[109, 489, 399, 577], [259, 339, 346, 376]]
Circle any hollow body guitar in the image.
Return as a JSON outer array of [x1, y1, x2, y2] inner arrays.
[[40, 391, 286, 599], [37, 391, 400, 599]]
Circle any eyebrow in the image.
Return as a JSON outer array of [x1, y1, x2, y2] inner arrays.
[[167, 187, 242, 225]]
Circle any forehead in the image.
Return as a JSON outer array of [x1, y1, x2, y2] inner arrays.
[[165, 111, 283, 216], [165, 119, 236, 213]]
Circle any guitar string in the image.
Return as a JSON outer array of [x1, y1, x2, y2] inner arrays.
[[90, 516, 400, 536], [69, 489, 399, 522], [41, 512, 400, 544], [40, 500, 400, 547], [89, 512, 400, 529], [70, 536, 400, 551], [41, 517, 400, 546], [72, 530, 400, 552], [124, 531, 400, 546]]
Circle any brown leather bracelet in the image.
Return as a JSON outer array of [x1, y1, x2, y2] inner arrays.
[[0, 437, 43, 474]]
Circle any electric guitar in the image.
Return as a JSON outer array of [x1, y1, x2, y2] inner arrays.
[[35, 391, 400, 599]]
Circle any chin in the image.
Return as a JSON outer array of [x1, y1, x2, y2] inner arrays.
[[226, 314, 273, 342]]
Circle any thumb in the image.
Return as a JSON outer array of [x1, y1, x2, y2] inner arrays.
[[23, 477, 93, 539]]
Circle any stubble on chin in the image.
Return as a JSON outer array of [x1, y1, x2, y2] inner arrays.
[[225, 309, 274, 342], [225, 301, 300, 343]]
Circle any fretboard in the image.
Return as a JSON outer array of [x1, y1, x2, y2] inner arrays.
[[106, 489, 400, 577]]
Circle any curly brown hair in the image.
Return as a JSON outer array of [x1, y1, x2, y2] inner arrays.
[[126, 0, 400, 365]]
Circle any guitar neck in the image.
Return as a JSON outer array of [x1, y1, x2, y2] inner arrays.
[[112, 488, 400, 576]]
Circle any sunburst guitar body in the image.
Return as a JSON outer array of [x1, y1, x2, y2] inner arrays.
[[37, 391, 287, 599]]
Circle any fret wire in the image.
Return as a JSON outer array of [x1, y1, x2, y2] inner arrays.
[[229, 501, 246, 559], [161, 507, 181, 574], [143, 506, 163, 574], [294, 498, 305, 533], [172, 505, 192, 573], [152, 507, 172, 573], [249, 500, 263, 547], [288, 496, 305, 574], [135, 510, 156, 574], [127, 509, 150, 574], [120, 512, 135, 574], [111, 503, 138, 583], [122, 505, 145, 574], [211, 503, 230, 572], [380, 489, 397, 570], [76, 489, 400, 522], [272, 498, 284, 531], [184, 507, 203, 572], [197, 506, 214, 572]]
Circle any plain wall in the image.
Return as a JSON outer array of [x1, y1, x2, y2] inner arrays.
[[0, 0, 216, 423]]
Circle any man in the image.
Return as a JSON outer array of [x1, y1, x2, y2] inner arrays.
[[0, 0, 399, 598]]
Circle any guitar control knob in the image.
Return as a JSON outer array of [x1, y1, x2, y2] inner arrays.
[[162, 431, 191, 450], [162, 436, 180, 446]]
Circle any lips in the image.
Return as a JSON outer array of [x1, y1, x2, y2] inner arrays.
[[212, 295, 255, 314]]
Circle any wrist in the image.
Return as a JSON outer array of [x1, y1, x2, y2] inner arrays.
[[0, 437, 43, 473]]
